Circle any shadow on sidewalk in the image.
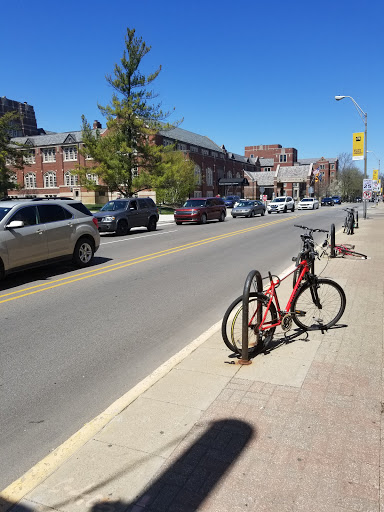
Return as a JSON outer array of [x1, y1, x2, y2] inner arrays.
[[0, 497, 32, 511], [89, 419, 254, 512]]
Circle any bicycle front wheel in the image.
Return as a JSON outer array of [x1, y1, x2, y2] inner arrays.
[[222, 293, 277, 354], [342, 250, 367, 259], [291, 278, 346, 330]]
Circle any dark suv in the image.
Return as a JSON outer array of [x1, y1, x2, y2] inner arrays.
[[94, 197, 159, 235], [174, 197, 227, 225]]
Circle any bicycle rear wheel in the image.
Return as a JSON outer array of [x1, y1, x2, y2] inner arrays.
[[222, 293, 277, 354], [291, 278, 346, 330]]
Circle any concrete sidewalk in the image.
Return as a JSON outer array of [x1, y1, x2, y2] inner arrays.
[[3, 206, 384, 512]]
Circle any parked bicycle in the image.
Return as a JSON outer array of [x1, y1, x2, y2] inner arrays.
[[321, 233, 367, 259], [222, 229, 346, 356], [343, 208, 355, 235], [292, 225, 329, 286]]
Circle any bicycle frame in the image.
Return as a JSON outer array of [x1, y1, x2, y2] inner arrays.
[[253, 258, 314, 333]]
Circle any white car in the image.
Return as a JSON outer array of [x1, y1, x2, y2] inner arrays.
[[297, 197, 319, 210], [267, 196, 295, 214]]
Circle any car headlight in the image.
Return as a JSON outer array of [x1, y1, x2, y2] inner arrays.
[[103, 216, 116, 222]]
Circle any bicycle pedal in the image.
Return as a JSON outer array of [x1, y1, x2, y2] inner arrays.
[[294, 310, 306, 317]]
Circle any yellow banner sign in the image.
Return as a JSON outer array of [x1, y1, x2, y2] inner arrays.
[[373, 169, 379, 180], [352, 132, 364, 160]]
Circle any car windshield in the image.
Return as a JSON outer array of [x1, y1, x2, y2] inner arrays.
[[271, 198, 286, 203], [301, 199, 313, 202], [183, 199, 206, 207], [0, 207, 13, 222], [237, 201, 252, 207], [225, 196, 235, 201], [100, 201, 127, 211]]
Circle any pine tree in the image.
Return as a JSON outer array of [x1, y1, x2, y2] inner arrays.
[[77, 28, 177, 197], [0, 111, 25, 198]]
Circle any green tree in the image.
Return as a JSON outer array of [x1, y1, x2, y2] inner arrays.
[[153, 150, 197, 206], [336, 153, 363, 200], [77, 28, 177, 197], [0, 111, 25, 198]]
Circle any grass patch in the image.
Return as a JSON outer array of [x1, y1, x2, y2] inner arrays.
[[157, 206, 175, 214]]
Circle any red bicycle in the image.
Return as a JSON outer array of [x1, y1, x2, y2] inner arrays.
[[222, 233, 346, 355]]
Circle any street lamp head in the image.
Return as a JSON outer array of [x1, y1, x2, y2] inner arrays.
[[335, 95, 346, 101]]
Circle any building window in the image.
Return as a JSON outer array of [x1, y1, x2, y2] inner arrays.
[[163, 138, 173, 147], [211, 151, 218, 158], [320, 164, 325, 170], [264, 167, 271, 172], [331, 163, 335, 170], [279, 154, 287, 163], [44, 171, 57, 188], [24, 172, 37, 189], [42, 148, 56, 162], [227, 171, 232, 179], [23, 150, 36, 164], [250, 154, 254, 158], [189, 146, 198, 153], [131, 167, 139, 178], [63, 146, 78, 161], [86, 173, 99, 184], [236, 172, 241, 178], [206, 167, 213, 187], [194, 165, 201, 185], [64, 171, 78, 186], [201, 149, 209, 156], [176, 143, 187, 151], [194, 190, 202, 197]]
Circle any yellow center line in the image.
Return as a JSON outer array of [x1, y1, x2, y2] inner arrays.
[[0, 216, 296, 304]]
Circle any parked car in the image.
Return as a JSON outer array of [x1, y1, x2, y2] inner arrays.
[[321, 197, 335, 206], [331, 196, 342, 205], [232, 200, 265, 218], [267, 196, 295, 214], [355, 196, 362, 203], [0, 198, 100, 280], [223, 195, 240, 208], [94, 197, 159, 235], [174, 197, 226, 224], [297, 197, 319, 210]]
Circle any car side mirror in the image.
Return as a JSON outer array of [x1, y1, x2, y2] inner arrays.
[[6, 220, 24, 229]]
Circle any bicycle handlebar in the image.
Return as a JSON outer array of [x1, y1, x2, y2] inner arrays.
[[294, 224, 329, 233]]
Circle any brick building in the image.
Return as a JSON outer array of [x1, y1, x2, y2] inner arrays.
[[0, 96, 43, 137]]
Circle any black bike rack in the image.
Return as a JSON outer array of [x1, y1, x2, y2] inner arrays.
[[239, 270, 263, 365], [330, 223, 336, 258]]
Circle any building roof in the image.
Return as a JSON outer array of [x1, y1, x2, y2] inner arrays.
[[278, 165, 311, 182], [297, 157, 337, 164], [259, 158, 274, 166], [245, 171, 274, 186], [10, 129, 107, 147], [158, 126, 224, 152]]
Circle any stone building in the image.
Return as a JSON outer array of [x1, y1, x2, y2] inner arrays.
[[0, 96, 42, 137]]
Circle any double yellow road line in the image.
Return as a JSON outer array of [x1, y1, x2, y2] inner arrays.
[[0, 216, 295, 304]]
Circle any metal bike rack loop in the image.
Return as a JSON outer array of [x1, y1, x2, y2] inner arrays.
[[239, 270, 263, 365]]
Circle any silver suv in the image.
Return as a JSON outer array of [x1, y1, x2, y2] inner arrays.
[[94, 197, 159, 235], [0, 198, 100, 280]]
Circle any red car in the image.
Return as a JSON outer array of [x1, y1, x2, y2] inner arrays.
[[174, 197, 227, 225]]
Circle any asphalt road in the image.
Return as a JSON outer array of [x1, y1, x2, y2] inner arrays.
[[0, 204, 355, 489]]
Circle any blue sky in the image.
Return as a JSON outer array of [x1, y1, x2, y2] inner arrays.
[[2, 0, 383, 175]]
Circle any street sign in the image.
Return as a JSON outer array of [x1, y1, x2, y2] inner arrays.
[[363, 179, 372, 191], [363, 190, 372, 200], [263, 195, 267, 201], [373, 169, 379, 181], [259, 186, 265, 193]]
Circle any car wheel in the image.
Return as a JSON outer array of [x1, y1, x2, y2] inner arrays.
[[0, 260, 5, 281], [200, 213, 207, 224], [72, 237, 95, 268], [219, 211, 226, 222], [147, 217, 157, 231], [116, 220, 129, 236], [176, 221, 182, 225], [268, 211, 271, 214], [261, 209, 265, 216], [250, 210, 255, 218], [284, 206, 287, 213]]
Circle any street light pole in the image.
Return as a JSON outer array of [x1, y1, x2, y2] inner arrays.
[[335, 95, 368, 218]]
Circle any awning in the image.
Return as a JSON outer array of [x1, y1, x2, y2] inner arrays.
[[218, 178, 249, 186]]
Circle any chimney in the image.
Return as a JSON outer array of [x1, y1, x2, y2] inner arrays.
[[93, 120, 102, 129]]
